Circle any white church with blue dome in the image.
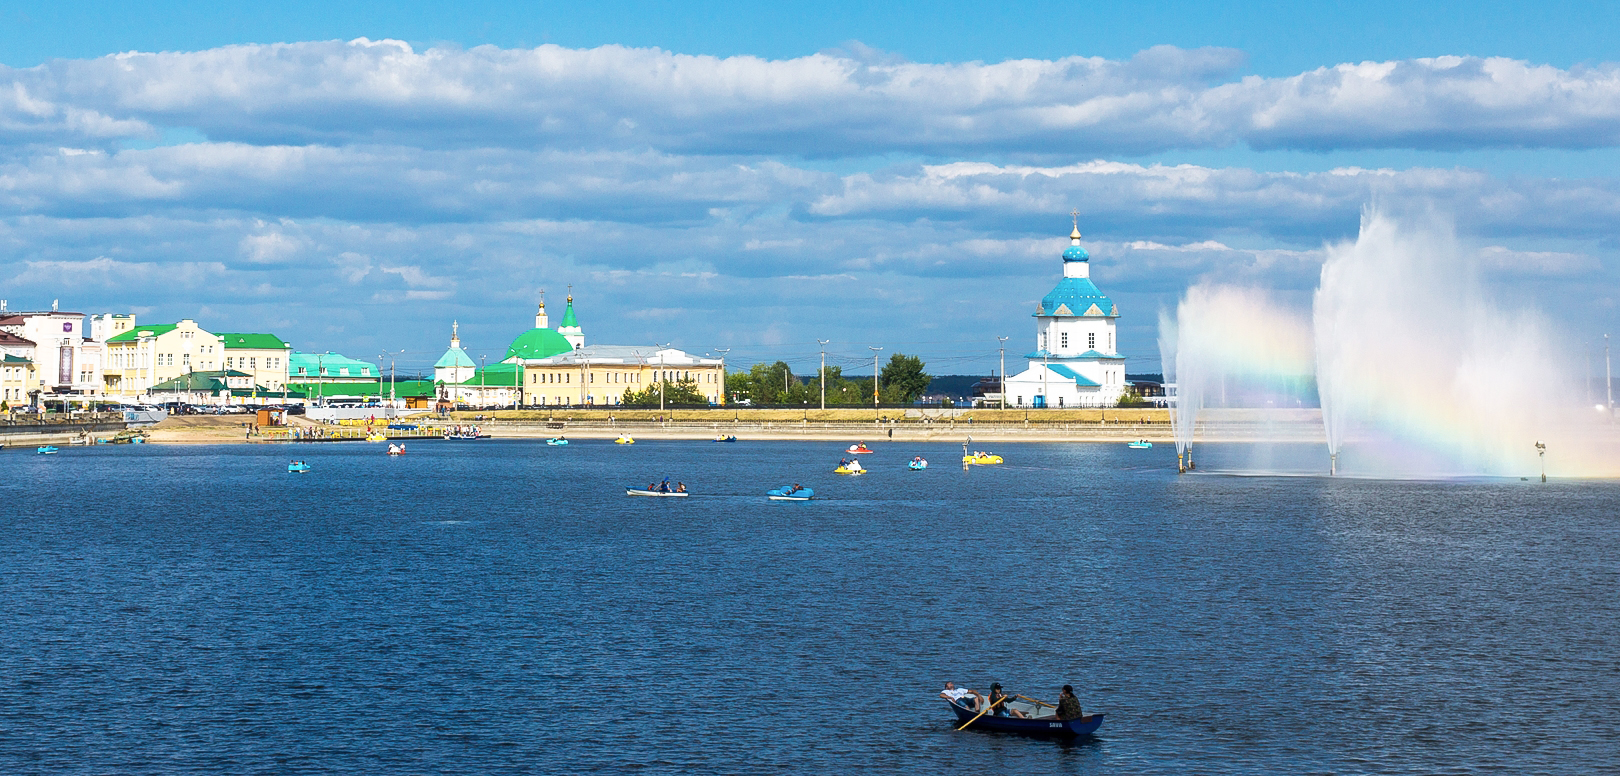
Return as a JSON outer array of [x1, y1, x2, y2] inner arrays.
[[1002, 218, 1127, 408]]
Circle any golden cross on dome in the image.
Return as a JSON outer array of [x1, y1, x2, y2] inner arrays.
[[1071, 208, 1079, 229], [567, 283, 573, 302]]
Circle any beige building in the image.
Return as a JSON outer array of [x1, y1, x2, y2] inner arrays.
[[102, 319, 221, 397], [520, 346, 725, 406], [218, 333, 291, 391]]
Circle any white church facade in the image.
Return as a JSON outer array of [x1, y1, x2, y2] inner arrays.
[[1003, 221, 1128, 408]]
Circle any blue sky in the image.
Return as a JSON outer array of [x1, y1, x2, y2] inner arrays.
[[1, 1, 1617, 377]]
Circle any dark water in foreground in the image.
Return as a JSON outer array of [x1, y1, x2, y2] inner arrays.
[[1, 440, 1617, 774]]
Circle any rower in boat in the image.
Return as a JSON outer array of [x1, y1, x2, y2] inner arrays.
[[943, 681, 1102, 737]]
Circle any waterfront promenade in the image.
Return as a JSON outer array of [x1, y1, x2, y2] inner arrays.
[[106, 407, 1342, 445]]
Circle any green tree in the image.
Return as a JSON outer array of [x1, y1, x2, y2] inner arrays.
[[620, 378, 710, 406], [879, 353, 930, 403], [1116, 385, 1149, 408]]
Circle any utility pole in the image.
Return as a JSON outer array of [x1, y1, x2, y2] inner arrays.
[[480, 354, 486, 409], [1607, 333, 1613, 418], [818, 339, 830, 410], [870, 346, 882, 410], [715, 348, 729, 406], [997, 336, 1008, 410], [654, 342, 671, 412]]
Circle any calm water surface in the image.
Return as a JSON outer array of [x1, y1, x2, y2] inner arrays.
[[1, 440, 1617, 774]]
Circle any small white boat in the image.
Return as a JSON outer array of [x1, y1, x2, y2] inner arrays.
[[625, 488, 689, 497], [386, 443, 406, 456]]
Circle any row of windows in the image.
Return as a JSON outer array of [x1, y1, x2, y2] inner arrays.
[[522, 394, 718, 406], [1042, 331, 1111, 351], [226, 356, 282, 370], [527, 370, 720, 385]]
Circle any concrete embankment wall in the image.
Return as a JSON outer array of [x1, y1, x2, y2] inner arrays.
[[445, 407, 1328, 443], [0, 422, 129, 449]]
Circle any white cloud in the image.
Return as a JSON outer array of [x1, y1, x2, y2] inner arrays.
[[5, 42, 1620, 154]]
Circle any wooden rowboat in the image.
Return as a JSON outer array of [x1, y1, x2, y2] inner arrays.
[[946, 699, 1104, 737], [626, 488, 688, 497]]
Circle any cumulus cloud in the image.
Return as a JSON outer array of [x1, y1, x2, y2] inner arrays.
[[5, 41, 1620, 154]]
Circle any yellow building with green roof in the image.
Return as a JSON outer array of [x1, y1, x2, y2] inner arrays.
[[102, 318, 221, 397]]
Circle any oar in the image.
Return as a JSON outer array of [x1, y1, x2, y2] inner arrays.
[[955, 693, 1010, 731], [1017, 694, 1055, 708]]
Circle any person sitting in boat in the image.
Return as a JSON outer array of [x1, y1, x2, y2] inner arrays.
[[987, 683, 1027, 718], [939, 681, 981, 711], [839, 457, 849, 467], [675, 482, 687, 493], [1038, 685, 1084, 721]]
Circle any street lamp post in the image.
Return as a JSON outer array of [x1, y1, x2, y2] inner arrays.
[[654, 343, 671, 412], [997, 336, 1008, 410], [715, 348, 730, 406], [479, 354, 486, 410], [869, 346, 882, 419], [818, 339, 830, 410]]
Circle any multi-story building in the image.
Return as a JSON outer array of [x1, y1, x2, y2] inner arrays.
[[0, 330, 37, 406], [218, 333, 291, 391], [437, 293, 725, 407], [102, 319, 221, 397], [0, 304, 103, 404]]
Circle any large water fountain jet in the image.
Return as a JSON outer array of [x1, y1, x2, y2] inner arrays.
[[1311, 209, 1614, 478], [1160, 285, 1317, 474]]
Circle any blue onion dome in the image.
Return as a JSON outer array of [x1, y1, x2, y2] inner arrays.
[[1062, 225, 1090, 262]]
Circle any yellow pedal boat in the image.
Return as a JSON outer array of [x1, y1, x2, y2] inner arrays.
[[614, 435, 636, 444], [962, 452, 1004, 465]]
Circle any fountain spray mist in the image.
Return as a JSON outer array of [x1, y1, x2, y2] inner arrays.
[[1313, 208, 1616, 477], [1160, 286, 1316, 473], [1163, 207, 1619, 479]]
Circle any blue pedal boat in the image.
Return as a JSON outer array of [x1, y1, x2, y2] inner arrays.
[[1127, 440, 1152, 449], [947, 699, 1104, 737], [37, 445, 60, 454], [546, 438, 569, 446], [287, 460, 312, 473], [767, 485, 813, 501]]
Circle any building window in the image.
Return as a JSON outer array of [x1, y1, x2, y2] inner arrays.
[[1040, 333, 1047, 350], [1060, 332, 1068, 349], [250, 357, 257, 369], [1088, 333, 1096, 349]]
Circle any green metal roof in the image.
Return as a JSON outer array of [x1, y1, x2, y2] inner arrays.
[[435, 344, 475, 368], [217, 332, 290, 350], [149, 371, 230, 392], [284, 379, 437, 398], [458, 362, 521, 387], [286, 381, 383, 398], [504, 328, 572, 361], [559, 299, 578, 328], [288, 351, 378, 378], [2, 354, 31, 364], [105, 323, 179, 342]]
